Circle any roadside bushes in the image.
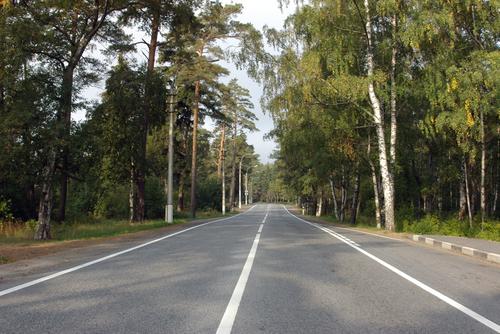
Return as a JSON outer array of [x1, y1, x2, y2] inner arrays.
[[403, 215, 441, 235], [402, 214, 500, 241], [321, 206, 500, 241]]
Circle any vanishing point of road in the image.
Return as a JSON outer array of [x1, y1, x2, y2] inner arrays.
[[1, 204, 499, 333]]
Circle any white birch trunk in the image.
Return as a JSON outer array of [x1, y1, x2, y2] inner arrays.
[[329, 178, 340, 220], [316, 193, 323, 217], [480, 109, 486, 224], [364, 0, 396, 231], [368, 136, 382, 229], [390, 13, 397, 168]]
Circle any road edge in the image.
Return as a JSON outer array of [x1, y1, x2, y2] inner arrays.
[[287, 207, 500, 266], [410, 235, 500, 265]]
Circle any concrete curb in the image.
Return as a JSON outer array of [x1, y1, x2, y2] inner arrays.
[[410, 235, 500, 265]]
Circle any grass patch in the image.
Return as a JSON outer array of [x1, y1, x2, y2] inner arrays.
[[0, 210, 228, 244], [52, 219, 182, 241]]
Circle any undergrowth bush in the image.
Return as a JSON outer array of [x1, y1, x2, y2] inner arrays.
[[401, 215, 499, 241]]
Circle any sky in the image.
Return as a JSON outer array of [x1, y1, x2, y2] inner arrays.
[[210, 0, 295, 163], [77, 0, 294, 164]]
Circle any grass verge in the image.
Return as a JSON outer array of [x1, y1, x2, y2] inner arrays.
[[301, 213, 500, 242], [0, 210, 229, 244]]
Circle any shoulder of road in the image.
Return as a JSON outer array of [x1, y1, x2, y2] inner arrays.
[[294, 211, 500, 266], [0, 215, 234, 285]]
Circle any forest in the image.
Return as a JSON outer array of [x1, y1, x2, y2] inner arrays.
[[0, 0, 277, 240], [0, 0, 499, 242], [263, 0, 499, 240]]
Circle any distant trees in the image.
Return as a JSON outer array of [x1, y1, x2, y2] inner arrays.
[[223, 79, 256, 211], [182, 2, 263, 217]]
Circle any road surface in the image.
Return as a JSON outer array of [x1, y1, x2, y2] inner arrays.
[[1, 204, 499, 333]]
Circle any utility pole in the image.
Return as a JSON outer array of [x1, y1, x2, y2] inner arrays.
[[221, 125, 226, 215], [244, 171, 248, 205], [249, 180, 253, 204], [166, 86, 176, 223]]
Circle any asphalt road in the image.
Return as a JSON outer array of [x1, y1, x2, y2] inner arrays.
[[1, 204, 499, 333]]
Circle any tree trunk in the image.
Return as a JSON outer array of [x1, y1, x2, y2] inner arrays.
[[177, 168, 185, 212], [459, 178, 467, 220], [135, 170, 146, 221], [35, 147, 57, 240], [222, 157, 226, 216], [368, 136, 382, 228], [57, 66, 75, 222], [364, 0, 396, 231], [350, 169, 360, 225], [480, 109, 486, 224], [340, 169, 348, 222], [229, 116, 238, 211], [389, 12, 397, 168], [316, 192, 323, 217], [133, 7, 160, 222], [218, 124, 226, 177], [493, 133, 499, 215], [464, 159, 473, 229], [177, 127, 188, 212], [329, 178, 340, 220], [190, 80, 201, 218], [129, 162, 136, 222]]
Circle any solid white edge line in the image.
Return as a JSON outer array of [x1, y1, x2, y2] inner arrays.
[[0, 206, 257, 298], [283, 206, 500, 333], [216, 208, 268, 334], [335, 225, 407, 242]]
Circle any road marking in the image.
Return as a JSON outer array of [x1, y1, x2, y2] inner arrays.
[[315, 224, 361, 247], [217, 209, 268, 334], [283, 206, 500, 333], [0, 206, 257, 298], [334, 225, 404, 242]]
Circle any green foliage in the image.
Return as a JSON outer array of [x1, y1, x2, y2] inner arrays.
[[402, 216, 500, 242], [197, 176, 221, 210], [1, 0, 498, 243], [259, 0, 500, 231], [476, 223, 500, 242], [404, 215, 441, 235], [94, 184, 130, 220], [145, 177, 166, 220], [0, 199, 13, 221]]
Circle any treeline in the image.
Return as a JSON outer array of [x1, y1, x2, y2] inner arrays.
[[0, 0, 266, 239], [261, 1, 499, 231]]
